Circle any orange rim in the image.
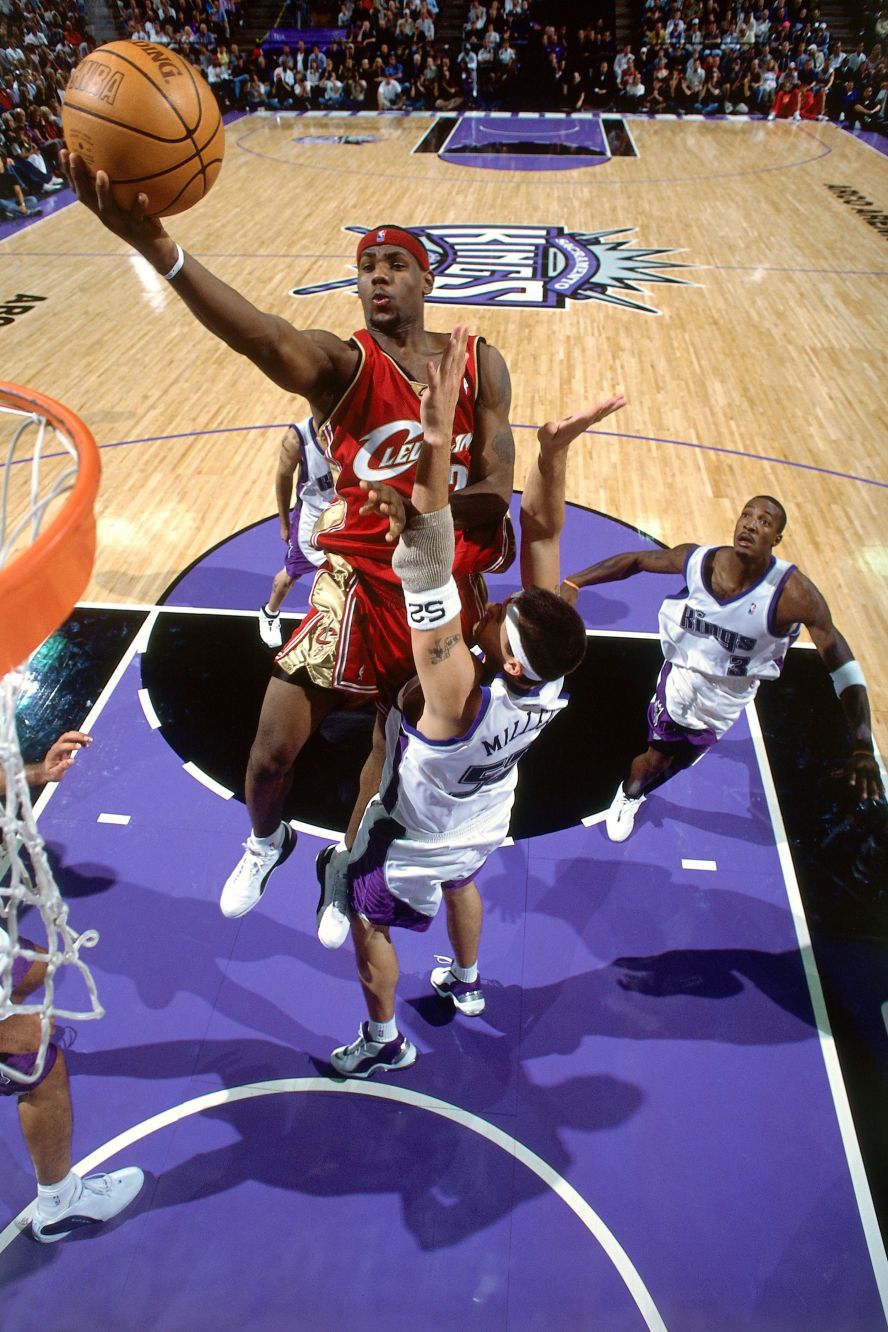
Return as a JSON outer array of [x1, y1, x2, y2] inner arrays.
[[0, 382, 100, 678]]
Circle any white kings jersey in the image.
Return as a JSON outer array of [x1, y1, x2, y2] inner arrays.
[[293, 417, 336, 566], [379, 674, 567, 845], [658, 545, 800, 736]]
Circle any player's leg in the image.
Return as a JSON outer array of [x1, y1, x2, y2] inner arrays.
[[317, 712, 388, 948], [267, 567, 295, 616], [17, 1047, 72, 1185], [345, 712, 387, 848], [220, 674, 338, 917], [258, 567, 295, 648], [353, 914, 399, 1022], [330, 914, 417, 1078], [247, 675, 339, 833], [431, 879, 486, 1016], [624, 745, 676, 797], [607, 744, 684, 841], [18, 1052, 145, 1243], [11, 951, 49, 1000], [607, 660, 721, 841]]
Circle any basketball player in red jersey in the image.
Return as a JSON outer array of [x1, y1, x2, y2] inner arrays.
[[60, 152, 516, 919]]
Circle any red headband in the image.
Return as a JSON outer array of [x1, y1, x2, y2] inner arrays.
[[355, 226, 430, 272]]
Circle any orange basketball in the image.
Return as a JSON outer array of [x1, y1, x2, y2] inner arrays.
[[61, 41, 224, 217]]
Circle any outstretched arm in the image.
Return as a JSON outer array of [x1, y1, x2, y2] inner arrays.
[[391, 325, 479, 741], [561, 542, 694, 605], [60, 153, 358, 408], [777, 572, 884, 804], [519, 395, 626, 592]]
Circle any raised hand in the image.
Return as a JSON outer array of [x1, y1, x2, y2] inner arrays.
[[40, 731, 92, 784], [537, 393, 627, 450], [60, 150, 170, 256], [420, 324, 469, 446]]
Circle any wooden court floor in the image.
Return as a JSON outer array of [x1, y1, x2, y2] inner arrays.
[[2, 111, 887, 742]]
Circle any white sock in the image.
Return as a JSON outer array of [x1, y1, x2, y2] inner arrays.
[[248, 824, 285, 852], [451, 961, 478, 984], [263, 604, 280, 618], [368, 1017, 397, 1044], [36, 1171, 80, 1216]]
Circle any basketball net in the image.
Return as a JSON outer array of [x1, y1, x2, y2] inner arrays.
[[0, 386, 103, 1086]]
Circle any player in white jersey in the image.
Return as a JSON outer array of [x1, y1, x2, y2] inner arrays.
[[323, 324, 625, 1077], [257, 418, 336, 648], [562, 495, 884, 841]]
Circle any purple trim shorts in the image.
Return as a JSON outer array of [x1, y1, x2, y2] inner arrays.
[[349, 813, 436, 932], [646, 662, 717, 754], [0, 945, 57, 1096]]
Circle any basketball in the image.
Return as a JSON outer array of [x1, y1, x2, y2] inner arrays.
[[61, 41, 224, 217]]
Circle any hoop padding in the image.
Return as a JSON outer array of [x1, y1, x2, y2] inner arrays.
[[0, 382, 100, 678]]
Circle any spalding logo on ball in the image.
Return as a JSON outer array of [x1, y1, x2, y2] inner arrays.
[[62, 41, 224, 217]]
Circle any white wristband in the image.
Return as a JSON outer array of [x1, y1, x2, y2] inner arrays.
[[404, 578, 461, 631], [161, 243, 185, 281], [831, 659, 866, 696]]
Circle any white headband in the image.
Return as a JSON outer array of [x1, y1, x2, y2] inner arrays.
[[505, 599, 542, 682]]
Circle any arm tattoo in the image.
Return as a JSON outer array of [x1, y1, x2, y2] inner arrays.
[[428, 633, 463, 664], [492, 426, 515, 466]]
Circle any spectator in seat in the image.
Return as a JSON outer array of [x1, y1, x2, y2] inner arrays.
[[0, 150, 41, 220], [588, 59, 615, 109], [683, 54, 705, 106], [435, 56, 464, 110], [321, 72, 345, 107], [696, 66, 725, 113], [662, 65, 684, 111], [613, 43, 635, 83], [377, 71, 403, 109], [799, 79, 825, 117], [849, 82, 881, 128], [621, 68, 646, 109], [769, 73, 801, 118]]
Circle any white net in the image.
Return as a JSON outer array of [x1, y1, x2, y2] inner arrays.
[[0, 396, 104, 1087]]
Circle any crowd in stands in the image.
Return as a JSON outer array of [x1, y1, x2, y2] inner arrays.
[[619, 1, 888, 124], [0, 0, 84, 218], [2, 0, 887, 221]]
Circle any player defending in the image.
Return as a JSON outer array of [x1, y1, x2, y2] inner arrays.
[[60, 152, 516, 920], [561, 496, 885, 841], [326, 325, 625, 1077], [258, 419, 335, 649], [2, 733, 144, 1242]]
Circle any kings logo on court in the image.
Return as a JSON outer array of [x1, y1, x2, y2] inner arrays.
[[290, 224, 690, 314]]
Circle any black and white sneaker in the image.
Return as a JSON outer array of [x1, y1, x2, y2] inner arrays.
[[220, 823, 297, 918], [31, 1167, 145, 1243], [258, 605, 283, 649], [430, 963, 485, 1016], [316, 845, 351, 949], [330, 1023, 417, 1078]]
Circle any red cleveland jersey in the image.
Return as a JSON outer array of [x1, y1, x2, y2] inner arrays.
[[314, 329, 508, 582]]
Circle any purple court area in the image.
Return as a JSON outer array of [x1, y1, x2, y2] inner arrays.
[[439, 112, 611, 172], [1, 503, 884, 1330]]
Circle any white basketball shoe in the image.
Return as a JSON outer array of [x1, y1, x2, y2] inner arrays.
[[220, 824, 297, 917], [32, 1167, 145, 1243], [258, 605, 283, 649], [605, 784, 646, 842]]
